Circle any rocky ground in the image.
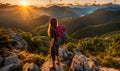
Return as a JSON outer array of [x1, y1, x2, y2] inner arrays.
[[0, 50, 40, 71], [41, 47, 100, 71], [0, 47, 120, 71], [41, 47, 120, 71]]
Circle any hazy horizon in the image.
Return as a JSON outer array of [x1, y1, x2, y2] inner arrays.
[[0, 0, 120, 6]]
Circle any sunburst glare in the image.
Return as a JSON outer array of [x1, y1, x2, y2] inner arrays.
[[20, 1, 29, 7]]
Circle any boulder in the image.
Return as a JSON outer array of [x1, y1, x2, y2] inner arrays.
[[59, 47, 73, 64], [83, 62, 90, 71], [87, 58, 99, 71], [7, 30, 28, 50], [23, 63, 39, 71], [11, 34, 28, 50], [69, 48, 100, 71], [0, 64, 21, 71], [4, 53, 22, 66]]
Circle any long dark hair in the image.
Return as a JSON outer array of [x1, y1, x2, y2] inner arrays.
[[48, 18, 58, 37]]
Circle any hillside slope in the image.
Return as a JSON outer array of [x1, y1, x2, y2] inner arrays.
[[61, 5, 120, 38], [72, 20, 120, 38]]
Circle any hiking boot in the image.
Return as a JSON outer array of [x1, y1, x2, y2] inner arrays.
[[50, 67, 56, 71]]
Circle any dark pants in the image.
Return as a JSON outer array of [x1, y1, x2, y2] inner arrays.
[[51, 45, 59, 61]]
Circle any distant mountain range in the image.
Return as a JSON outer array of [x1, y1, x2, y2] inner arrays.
[[0, 5, 98, 31], [36, 5, 98, 18], [62, 5, 120, 38], [0, 4, 120, 39], [63, 5, 120, 32]]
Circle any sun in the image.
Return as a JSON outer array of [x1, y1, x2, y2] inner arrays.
[[20, 1, 29, 7]]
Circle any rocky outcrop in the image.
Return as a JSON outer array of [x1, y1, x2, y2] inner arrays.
[[41, 47, 100, 71], [0, 29, 42, 71], [0, 46, 119, 71], [69, 48, 100, 71], [0, 64, 21, 71], [23, 63, 39, 71], [4, 53, 22, 66], [0, 51, 22, 71], [7, 29, 28, 50], [59, 47, 73, 65], [0, 51, 41, 71]]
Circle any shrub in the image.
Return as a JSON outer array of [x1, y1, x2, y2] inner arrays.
[[65, 42, 77, 51], [18, 51, 50, 67], [0, 29, 16, 49], [102, 57, 120, 68], [21, 32, 49, 55]]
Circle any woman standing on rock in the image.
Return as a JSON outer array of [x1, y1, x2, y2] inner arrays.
[[48, 18, 60, 70]]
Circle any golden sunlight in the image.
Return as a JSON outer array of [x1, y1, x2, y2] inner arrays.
[[20, 1, 29, 7]]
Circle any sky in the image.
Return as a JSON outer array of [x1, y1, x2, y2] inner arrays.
[[0, 0, 120, 6]]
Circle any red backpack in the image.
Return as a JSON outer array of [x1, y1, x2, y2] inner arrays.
[[55, 25, 66, 46]]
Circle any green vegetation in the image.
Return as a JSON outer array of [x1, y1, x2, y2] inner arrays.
[[0, 28, 17, 50], [71, 20, 120, 39], [18, 51, 50, 67], [1, 27, 120, 68], [32, 24, 48, 36], [65, 34, 120, 68], [65, 42, 76, 51], [21, 32, 49, 55]]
